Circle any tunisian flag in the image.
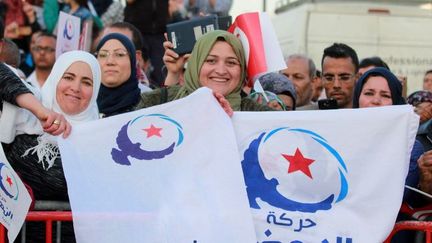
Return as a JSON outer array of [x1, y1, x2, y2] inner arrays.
[[228, 12, 286, 86]]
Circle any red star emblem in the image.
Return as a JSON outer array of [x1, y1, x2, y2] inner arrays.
[[282, 148, 315, 179], [143, 124, 162, 138], [5, 176, 13, 187]]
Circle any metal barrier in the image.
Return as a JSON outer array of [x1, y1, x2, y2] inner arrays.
[[2, 209, 432, 242], [0, 201, 72, 243], [384, 221, 432, 243]]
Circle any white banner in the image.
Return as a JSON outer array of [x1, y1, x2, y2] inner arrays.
[[233, 106, 418, 242], [0, 144, 32, 242], [58, 88, 257, 243]]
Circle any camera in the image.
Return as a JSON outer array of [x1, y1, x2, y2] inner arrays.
[[318, 98, 338, 110]]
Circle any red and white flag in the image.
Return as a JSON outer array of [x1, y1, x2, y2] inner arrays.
[[228, 12, 286, 86]]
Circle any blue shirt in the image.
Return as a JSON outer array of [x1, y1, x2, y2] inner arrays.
[[62, 5, 93, 22]]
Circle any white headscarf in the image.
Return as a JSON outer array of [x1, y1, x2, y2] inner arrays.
[[41, 50, 101, 125], [23, 50, 102, 169]]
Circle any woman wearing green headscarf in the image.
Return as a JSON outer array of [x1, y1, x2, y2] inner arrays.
[[135, 30, 271, 111]]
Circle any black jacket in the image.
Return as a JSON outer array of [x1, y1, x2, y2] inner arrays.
[[0, 63, 31, 107], [124, 0, 168, 34]]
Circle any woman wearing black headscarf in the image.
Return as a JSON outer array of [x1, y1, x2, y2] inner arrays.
[[353, 67, 406, 108], [353, 67, 421, 197], [95, 33, 141, 117], [352, 67, 423, 242]]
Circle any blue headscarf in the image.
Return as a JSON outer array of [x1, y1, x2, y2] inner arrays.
[[352, 67, 405, 108], [96, 33, 140, 117]]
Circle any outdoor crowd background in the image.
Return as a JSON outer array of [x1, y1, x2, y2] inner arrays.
[[1, 0, 432, 242]]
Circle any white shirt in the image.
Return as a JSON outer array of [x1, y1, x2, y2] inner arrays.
[[27, 71, 42, 92]]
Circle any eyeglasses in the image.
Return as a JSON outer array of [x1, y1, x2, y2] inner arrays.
[[95, 50, 129, 61], [322, 73, 355, 83], [32, 46, 55, 53]]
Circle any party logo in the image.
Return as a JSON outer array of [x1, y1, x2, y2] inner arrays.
[[241, 127, 348, 213], [63, 18, 75, 40], [112, 114, 184, 166], [0, 162, 19, 201]]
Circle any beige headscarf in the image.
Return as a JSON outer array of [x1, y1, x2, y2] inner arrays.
[[174, 30, 246, 111]]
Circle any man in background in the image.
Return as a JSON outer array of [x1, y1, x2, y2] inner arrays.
[[0, 38, 21, 68], [27, 32, 56, 91], [281, 54, 318, 110], [311, 70, 324, 102], [321, 43, 359, 109], [423, 70, 432, 93]]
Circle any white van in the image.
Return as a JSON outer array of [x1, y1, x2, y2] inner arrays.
[[272, 0, 432, 93]]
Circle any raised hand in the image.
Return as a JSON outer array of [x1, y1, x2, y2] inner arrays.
[[213, 92, 233, 117]]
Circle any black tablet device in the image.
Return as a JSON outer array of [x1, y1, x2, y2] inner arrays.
[[167, 15, 219, 55], [217, 16, 232, 31]]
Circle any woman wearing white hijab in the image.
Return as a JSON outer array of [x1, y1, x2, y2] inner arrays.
[[3, 50, 101, 201]]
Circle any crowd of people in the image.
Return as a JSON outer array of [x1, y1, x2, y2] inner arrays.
[[0, 0, 431, 241]]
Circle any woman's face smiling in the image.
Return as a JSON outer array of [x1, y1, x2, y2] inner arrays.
[[198, 41, 242, 96], [56, 61, 94, 115], [97, 39, 131, 88]]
